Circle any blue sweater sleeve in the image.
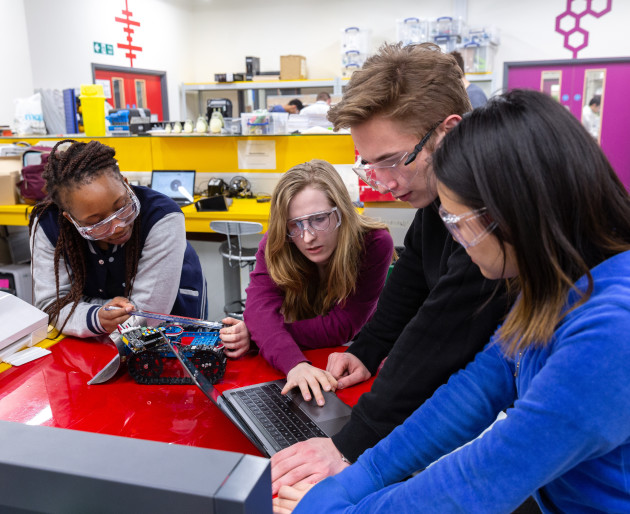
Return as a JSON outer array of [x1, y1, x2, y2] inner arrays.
[[295, 296, 630, 512]]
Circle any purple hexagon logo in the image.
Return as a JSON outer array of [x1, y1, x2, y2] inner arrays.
[[555, 0, 613, 58]]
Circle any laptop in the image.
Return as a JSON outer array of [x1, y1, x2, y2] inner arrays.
[[150, 169, 196, 206], [164, 336, 352, 457]]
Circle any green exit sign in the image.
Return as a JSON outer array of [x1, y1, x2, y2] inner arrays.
[[93, 42, 114, 55]]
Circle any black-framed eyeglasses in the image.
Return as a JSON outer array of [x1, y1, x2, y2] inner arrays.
[[352, 120, 443, 193]]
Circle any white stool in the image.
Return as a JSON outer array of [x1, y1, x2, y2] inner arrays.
[[210, 220, 263, 317]]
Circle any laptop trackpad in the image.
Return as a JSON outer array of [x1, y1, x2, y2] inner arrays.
[[289, 390, 352, 422]]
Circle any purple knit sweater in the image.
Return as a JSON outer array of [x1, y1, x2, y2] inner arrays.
[[243, 229, 394, 375]]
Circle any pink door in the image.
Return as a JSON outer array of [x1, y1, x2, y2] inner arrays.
[[505, 58, 630, 188]]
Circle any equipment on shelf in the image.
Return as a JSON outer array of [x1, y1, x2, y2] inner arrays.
[[106, 108, 152, 135], [227, 176, 253, 198], [206, 98, 233, 120]]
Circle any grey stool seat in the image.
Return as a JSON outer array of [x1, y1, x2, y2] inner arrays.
[[210, 221, 263, 317]]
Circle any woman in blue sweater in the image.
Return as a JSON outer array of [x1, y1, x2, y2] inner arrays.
[[275, 90, 630, 513]]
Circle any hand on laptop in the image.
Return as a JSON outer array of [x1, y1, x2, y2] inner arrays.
[[273, 482, 315, 514], [219, 317, 251, 358], [282, 362, 338, 406], [326, 351, 371, 389], [270, 437, 350, 495]]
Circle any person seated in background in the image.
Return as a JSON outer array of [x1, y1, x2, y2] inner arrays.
[[270, 42, 509, 501], [29, 139, 208, 338], [450, 50, 488, 108], [219, 160, 394, 405], [275, 89, 630, 513], [299, 92, 332, 116], [582, 94, 601, 139], [270, 99, 304, 114]]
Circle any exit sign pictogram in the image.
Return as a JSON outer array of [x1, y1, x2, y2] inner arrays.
[[93, 42, 114, 55]]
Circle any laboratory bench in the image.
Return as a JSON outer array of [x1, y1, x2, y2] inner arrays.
[[0, 197, 272, 233], [0, 336, 373, 455]]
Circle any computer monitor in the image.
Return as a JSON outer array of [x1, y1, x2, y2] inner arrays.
[[0, 421, 272, 513]]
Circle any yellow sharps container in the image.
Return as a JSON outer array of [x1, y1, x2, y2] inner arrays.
[[79, 84, 106, 137]]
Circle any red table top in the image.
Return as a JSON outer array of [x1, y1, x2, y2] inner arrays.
[[0, 337, 373, 456]]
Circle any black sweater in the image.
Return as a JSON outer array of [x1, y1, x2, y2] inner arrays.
[[332, 203, 509, 462]]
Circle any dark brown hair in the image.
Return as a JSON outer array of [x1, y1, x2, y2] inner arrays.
[[433, 90, 630, 356]]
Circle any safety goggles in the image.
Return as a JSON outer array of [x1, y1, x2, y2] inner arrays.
[[352, 122, 441, 193], [287, 207, 341, 238], [438, 205, 498, 249], [68, 182, 141, 241]]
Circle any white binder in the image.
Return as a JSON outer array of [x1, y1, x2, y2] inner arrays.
[[0, 292, 49, 362]]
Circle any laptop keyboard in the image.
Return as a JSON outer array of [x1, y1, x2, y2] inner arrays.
[[234, 383, 326, 451]]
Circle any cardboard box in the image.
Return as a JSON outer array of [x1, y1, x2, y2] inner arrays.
[[0, 155, 21, 174], [280, 55, 307, 80], [0, 170, 20, 205]]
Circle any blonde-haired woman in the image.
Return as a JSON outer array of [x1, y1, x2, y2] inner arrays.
[[235, 160, 393, 405]]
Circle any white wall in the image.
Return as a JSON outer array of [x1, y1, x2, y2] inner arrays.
[[2, 0, 629, 124], [188, 0, 452, 82], [1, 0, 195, 125], [0, 0, 33, 125]]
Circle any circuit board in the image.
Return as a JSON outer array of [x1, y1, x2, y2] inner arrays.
[[117, 323, 227, 385]]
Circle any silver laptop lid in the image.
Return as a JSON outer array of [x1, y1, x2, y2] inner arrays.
[[151, 169, 196, 202], [163, 335, 222, 405]]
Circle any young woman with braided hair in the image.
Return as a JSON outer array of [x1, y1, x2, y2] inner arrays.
[[29, 139, 207, 338]]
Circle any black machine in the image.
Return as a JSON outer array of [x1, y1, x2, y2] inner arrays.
[[206, 98, 233, 120], [207, 177, 227, 197]]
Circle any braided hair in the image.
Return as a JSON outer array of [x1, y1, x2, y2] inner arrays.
[[29, 139, 142, 333]]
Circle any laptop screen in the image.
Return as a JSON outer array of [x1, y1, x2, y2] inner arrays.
[[151, 170, 196, 202]]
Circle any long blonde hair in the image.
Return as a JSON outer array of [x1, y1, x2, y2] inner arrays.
[[266, 160, 389, 322]]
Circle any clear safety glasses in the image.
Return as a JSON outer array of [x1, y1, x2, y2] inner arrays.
[[438, 205, 498, 249], [287, 207, 342, 239], [352, 122, 441, 194], [68, 182, 141, 241]]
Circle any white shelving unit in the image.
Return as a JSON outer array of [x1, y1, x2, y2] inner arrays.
[[180, 73, 498, 119], [181, 77, 349, 119]]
